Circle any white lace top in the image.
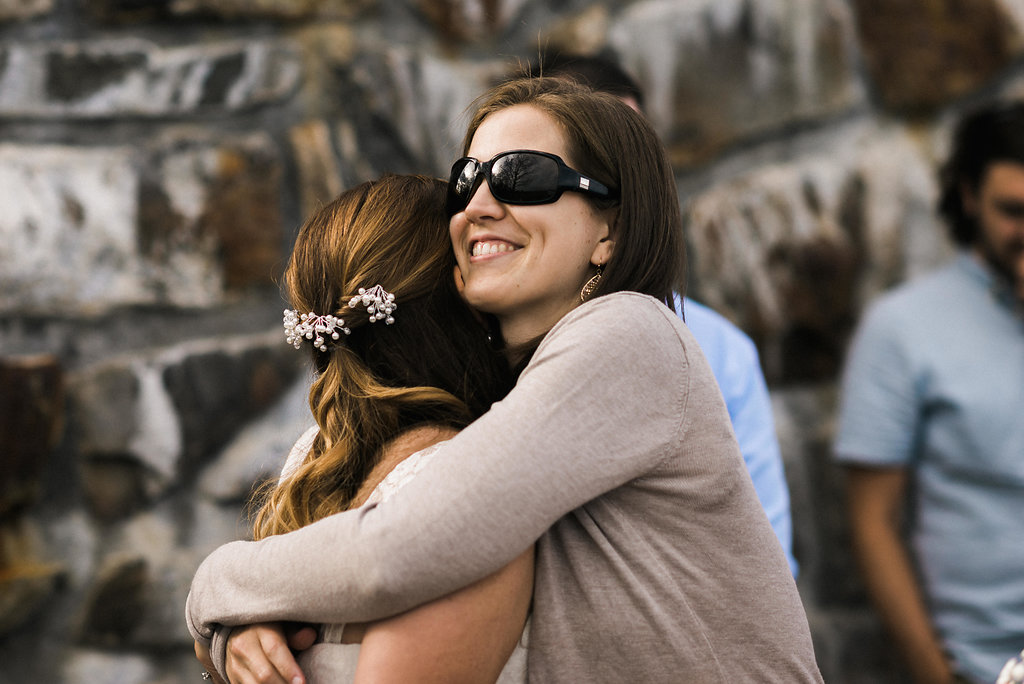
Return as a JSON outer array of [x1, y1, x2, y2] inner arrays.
[[281, 426, 448, 505]]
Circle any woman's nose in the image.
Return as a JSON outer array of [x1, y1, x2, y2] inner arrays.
[[463, 177, 506, 222]]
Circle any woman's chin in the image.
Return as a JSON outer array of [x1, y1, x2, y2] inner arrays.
[[461, 288, 510, 317]]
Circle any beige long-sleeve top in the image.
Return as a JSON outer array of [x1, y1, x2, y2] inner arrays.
[[186, 292, 822, 682]]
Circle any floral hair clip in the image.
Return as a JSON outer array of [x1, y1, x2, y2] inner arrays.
[[283, 310, 351, 352], [283, 285, 397, 352], [349, 285, 397, 325]]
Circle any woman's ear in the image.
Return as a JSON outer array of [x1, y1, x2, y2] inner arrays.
[[592, 236, 615, 267], [591, 207, 618, 266]]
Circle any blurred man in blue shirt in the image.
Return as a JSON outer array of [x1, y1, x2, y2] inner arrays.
[[835, 102, 1024, 683]]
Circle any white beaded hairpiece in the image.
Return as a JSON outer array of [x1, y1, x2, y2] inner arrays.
[[283, 284, 397, 351], [283, 310, 351, 352], [348, 285, 397, 325], [997, 649, 1024, 684]]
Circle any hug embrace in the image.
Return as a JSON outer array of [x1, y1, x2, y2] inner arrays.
[[186, 77, 823, 683]]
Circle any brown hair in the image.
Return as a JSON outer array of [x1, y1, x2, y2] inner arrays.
[[461, 77, 686, 306], [251, 174, 514, 538], [938, 100, 1024, 246]]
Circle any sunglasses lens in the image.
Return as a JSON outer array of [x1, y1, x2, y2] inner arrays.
[[490, 153, 559, 204], [446, 158, 478, 216]]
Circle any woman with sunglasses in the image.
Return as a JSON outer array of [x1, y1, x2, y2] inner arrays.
[[188, 78, 822, 683]]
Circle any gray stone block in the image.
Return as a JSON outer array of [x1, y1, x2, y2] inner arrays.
[[0, 131, 285, 315], [0, 0, 51, 21], [609, 0, 866, 166], [0, 38, 302, 118], [684, 122, 944, 384]]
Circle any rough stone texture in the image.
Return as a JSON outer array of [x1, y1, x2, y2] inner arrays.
[[0, 355, 64, 516], [418, 0, 531, 44], [0, 145, 144, 314], [852, 0, 1024, 114], [161, 334, 304, 480], [141, 131, 286, 298], [0, 38, 302, 118], [327, 45, 506, 177], [198, 373, 312, 502], [776, 384, 913, 683], [69, 364, 140, 459], [0, 563, 64, 637], [81, 0, 365, 23], [609, 0, 865, 166], [0, 517, 65, 639], [192, 142, 286, 290], [1, 1, 1021, 681], [0, 133, 284, 315], [67, 333, 302, 498], [60, 649, 156, 684], [0, 0, 52, 21], [78, 458, 152, 522], [290, 119, 345, 218], [78, 554, 148, 647], [539, 4, 611, 57], [685, 122, 944, 384], [92, 507, 203, 648], [170, 0, 339, 20]]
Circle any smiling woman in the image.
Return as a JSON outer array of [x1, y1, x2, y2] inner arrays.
[[449, 106, 619, 348], [187, 78, 824, 684]]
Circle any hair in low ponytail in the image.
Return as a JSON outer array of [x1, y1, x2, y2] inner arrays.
[[250, 175, 513, 539]]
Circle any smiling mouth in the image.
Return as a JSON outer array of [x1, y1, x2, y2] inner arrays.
[[471, 240, 519, 257]]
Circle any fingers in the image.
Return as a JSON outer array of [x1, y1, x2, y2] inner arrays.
[[195, 640, 213, 669], [195, 641, 226, 683], [284, 624, 318, 652], [225, 623, 305, 684]]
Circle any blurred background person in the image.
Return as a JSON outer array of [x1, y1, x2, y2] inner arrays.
[[835, 101, 1024, 684]]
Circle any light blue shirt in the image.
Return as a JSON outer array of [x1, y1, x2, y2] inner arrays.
[[835, 253, 1024, 683], [675, 295, 797, 576]]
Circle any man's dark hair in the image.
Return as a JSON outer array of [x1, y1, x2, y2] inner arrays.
[[528, 52, 645, 111], [938, 100, 1024, 246]]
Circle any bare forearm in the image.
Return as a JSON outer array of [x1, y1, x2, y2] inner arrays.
[[846, 467, 951, 684], [852, 525, 950, 682], [353, 548, 533, 684]]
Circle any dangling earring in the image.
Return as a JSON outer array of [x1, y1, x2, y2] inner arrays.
[[580, 264, 604, 303]]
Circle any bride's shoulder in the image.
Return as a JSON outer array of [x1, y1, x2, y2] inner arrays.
[[367, 429, 456, 505]]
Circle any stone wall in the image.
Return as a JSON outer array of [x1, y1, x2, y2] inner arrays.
[[2, 1, 1023, 682]]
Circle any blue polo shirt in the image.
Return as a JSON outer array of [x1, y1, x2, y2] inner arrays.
[[675, 296, 797, 577], [835, 253, 1024, 683]]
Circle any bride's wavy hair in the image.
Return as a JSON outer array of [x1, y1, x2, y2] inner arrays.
[[250, 174, 514, 539]]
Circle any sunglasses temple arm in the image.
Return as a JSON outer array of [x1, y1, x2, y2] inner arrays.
[[559, 167, 614, 199]]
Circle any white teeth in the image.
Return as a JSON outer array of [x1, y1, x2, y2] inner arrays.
[[472, 241, 515, 257]]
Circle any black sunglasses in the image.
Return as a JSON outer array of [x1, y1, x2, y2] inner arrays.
[[446, 149, 617, 217]]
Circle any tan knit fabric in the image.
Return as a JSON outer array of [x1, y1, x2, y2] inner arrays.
[[187, 292, 822, 682]]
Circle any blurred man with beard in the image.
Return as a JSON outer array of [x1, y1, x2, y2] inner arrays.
[[835, 102, 1024, 684]]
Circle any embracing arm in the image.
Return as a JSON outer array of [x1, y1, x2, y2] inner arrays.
[[212, 548, 533, 684], [187, 293, 688, 640]]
